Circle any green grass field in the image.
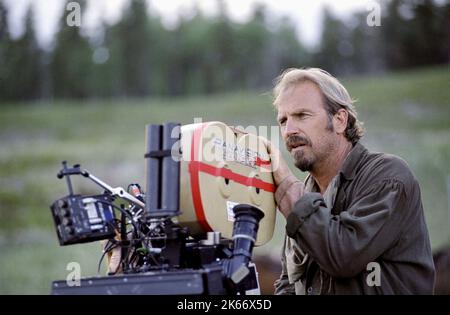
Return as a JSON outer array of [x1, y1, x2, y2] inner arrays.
[[0, 66, 449, 294]]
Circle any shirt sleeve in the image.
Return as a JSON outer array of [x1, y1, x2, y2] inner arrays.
[[286, 178, 407, 278], [274, 175, 304, 215]]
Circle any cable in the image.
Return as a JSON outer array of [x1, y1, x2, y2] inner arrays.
[[95, 198, 165, 273], [97, 240, 119, 275], [98, 199, 139, 232]]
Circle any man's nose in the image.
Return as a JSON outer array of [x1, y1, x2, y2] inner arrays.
[[283, 118, 298, 138]]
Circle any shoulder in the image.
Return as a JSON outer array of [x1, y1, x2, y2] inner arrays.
[[356, 150, 419, 195], [367, 151, 414, 181]]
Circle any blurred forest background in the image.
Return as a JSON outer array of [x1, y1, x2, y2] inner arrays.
[[1, 0, 449, 99], [0, 0, 449, 294]]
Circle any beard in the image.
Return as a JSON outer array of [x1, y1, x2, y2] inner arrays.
[[285, 118, 336, 172], [286, 134, 315, 171], [292, 147, 315, 171]]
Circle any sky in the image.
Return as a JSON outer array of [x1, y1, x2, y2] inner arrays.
[[3, 0, 373, 49]]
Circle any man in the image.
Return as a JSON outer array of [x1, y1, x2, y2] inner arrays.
[[266, 67, 435, 294]]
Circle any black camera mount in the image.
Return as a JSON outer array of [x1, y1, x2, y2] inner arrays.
[[50, 123, 265, 295]]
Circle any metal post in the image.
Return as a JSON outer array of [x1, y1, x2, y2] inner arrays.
[[145, 124, 162, 214], [161, 122, 181, 215]]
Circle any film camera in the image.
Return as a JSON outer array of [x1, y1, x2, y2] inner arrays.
[[50, 122, 277, 295]]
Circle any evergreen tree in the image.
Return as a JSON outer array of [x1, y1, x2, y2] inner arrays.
[[108, 0, 154, 97], [0, 0, 10, 101], [50, 0, 93, 98], [314, 8, 351, 74], [234, 4, 271, 89], [270, 17, 309, 80], [0, 3, 41, 101], [408, 0, 450, 66]]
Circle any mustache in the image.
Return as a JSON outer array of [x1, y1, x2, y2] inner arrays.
[[286, 134, 311, 151]]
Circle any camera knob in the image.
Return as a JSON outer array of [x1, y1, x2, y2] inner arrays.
[[64, 226, 75, 235], [58, 200, 68, 209], [62, 218, 73, 226], [60, 208, 70, 217]]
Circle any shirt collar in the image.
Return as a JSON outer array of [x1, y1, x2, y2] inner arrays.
[[304, 142, 367, 187], [339, 142, 368, 181]]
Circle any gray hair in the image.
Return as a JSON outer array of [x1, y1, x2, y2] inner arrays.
[[273, 67, 364, 145]]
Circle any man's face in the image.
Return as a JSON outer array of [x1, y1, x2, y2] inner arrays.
[[276, 81, 337, 172]]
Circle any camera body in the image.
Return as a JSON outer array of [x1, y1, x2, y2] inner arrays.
[[49, 122, 275, 295]]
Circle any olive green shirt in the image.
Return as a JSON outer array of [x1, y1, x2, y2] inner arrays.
[[274, 142, 435, 295]]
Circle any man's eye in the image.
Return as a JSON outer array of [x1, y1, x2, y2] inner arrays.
[[278, 119, 286, 126]]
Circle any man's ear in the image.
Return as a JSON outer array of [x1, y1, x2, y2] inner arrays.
[[333, 109, 348, 134]]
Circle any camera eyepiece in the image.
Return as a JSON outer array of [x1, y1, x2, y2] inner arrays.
[[224, 204, 264, 288]]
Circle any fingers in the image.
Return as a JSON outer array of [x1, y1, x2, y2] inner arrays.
[[262, 140, 295, 185], [100, 238, 123, 274], [259, 136, 273, 153], [108, 246, 122, 274], [259, 136, 281, 171]]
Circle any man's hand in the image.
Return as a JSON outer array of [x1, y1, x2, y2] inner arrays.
[[261, 137, 305, 218], [260, 136, 293, 186], [100, 238, 122, 274]]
